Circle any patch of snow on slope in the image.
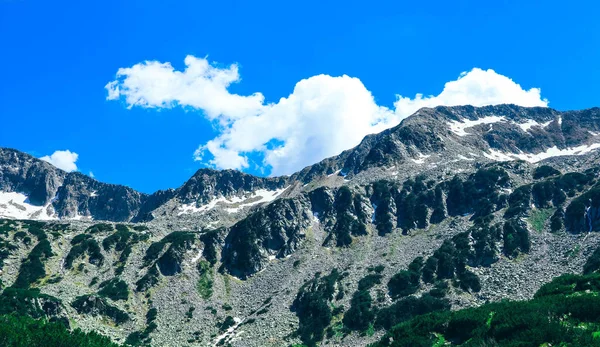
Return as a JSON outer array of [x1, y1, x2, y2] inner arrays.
[[542, 120, 554, 127], [411, 153, 430, 164], [190, 249, 203, 264], [327, 170, 341, 177], [448, 116, 506, 136], [225, 188, 287, 214], [213, 317, 243, 346], [90, 191, 98, 197], [484, 143, 600, 163], [0, 192, 57, 220], [178, 196, 231, 215], [179, 188, 287, 215], [516, 119, 541, 132]]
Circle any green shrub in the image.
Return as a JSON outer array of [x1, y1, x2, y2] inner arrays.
[[0, 287, 62, 318], [533, 165, 561, 179], [0, 314, 120, 347], [292, 270, 340, 346], [372, 276, 600, 347], [136, 266, 160, 292], [98, 278, 129, 301], [13, 239, 53, 288], [86, 223, 114, 234], [197, 261, 214, 299], [585, 247, 600, 274], [71, 295, 129, 325], [65, 235, 103, 269]]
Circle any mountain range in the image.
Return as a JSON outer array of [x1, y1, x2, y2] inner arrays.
[[2, 104, 600, 346]]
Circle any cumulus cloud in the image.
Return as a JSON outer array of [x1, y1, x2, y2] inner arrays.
[[393, 68, 548, 117], [40, 150, 79, 172], [106, 56, 549, 176]]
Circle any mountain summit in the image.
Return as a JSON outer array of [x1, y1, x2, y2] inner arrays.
[[2, 105, 600, 346]]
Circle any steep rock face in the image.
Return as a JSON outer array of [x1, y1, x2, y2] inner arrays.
[[0, 148, 148, 221], [0, 148, 64, 205], [177, 169, 288, 204], [3, 105, 600, 224], [221, 196, 313, 279], [292, 105, 600, 182], [132, 188, 178, 222], [52, 173, 146, 221]]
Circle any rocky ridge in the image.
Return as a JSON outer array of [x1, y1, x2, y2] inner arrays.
[[2, 104, 600, 346]]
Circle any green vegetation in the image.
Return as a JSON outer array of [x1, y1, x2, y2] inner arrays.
[[388, 257, 422, 299], [98, 278, 129, 301], [0, 314, 120, 347], [199, 229, 219, 265], [503, 219, 531, 257], [446, 167, 509, 218], [142, 231, 196, 276], [65, 234, 103, 269], [292, 269, 342, 346], [533, 165, 561, 179], [585, 246, 600, 274], [222, 198, 308, 278], [528, 208, 554, 232], [197, 260, 214, 299], [0, 237, 18, 268], [375, 292, 450, 331], [13, 239, 53, 288], [71, 295, 129, 325], [185, 306, 195, 320], [132, 225, 149, 232], [86, 223, 114, 234], [371, 273, 600, 347], [135, 265, 160, 292], [343, 273, 381, 332], [0, 219, 18, 235], [218, 316, 236, 332], [323, 186, 368, 246], [551, 207, 565, 232], [0, 287, 62, 319], [103, 228, 149, 275], [125, 307, 158, 346]]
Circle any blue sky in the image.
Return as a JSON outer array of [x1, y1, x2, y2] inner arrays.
[[1, 0, 599, 193]]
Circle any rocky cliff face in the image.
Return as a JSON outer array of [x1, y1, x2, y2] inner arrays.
[[4, 105, 600, 347]]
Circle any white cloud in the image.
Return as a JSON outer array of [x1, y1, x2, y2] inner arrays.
[[393, 68, 548, 117], [106, 57, 549, 176], [40, 150, 79, 172]]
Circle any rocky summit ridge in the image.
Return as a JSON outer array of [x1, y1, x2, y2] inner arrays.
[[2, 104, 600, 346]]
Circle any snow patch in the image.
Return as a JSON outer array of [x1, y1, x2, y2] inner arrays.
[[516, 119, 541, 132], [371, 203, 377, 223], [0, 192, 57, 220], [90, 191, 98, 197], [213, 317, 243, 346], [411, 153, 430, 164], [191, 250, 203, 264], [483, 143, 600, 163], [178, 188, 287, 216], [312, 212, 320, 223], [327, 170, 341, 177], [448, 116, 506, 136]]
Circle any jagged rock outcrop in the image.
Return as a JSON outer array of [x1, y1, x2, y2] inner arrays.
[[221, 196, 313, 278], [5, 105, 600, 347]]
